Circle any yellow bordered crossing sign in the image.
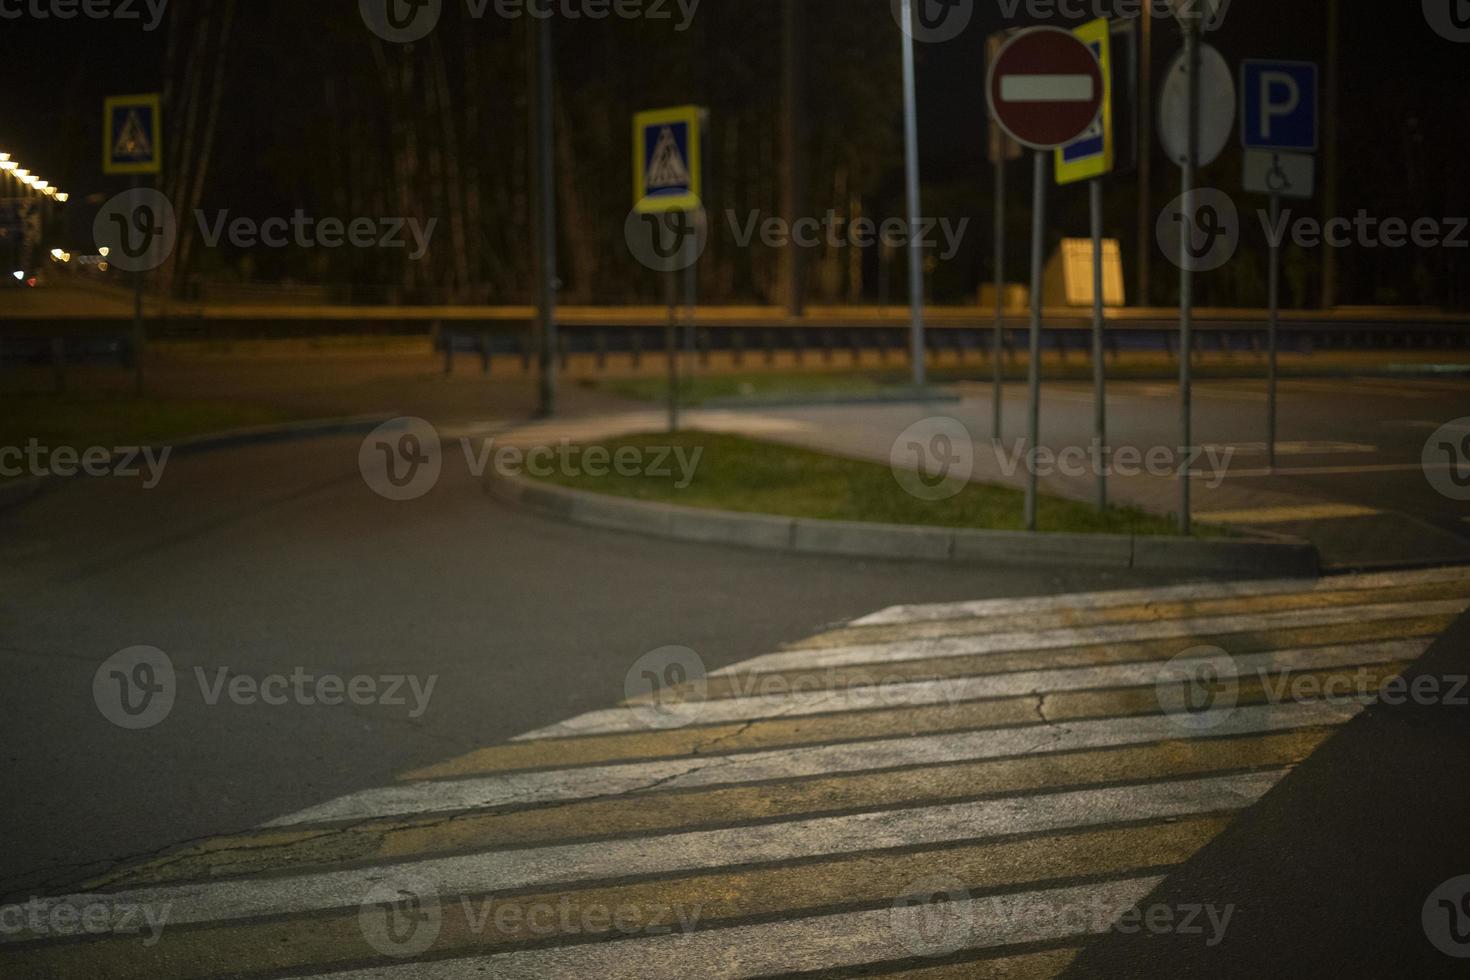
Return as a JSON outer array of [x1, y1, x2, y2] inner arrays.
[[104, 93, 163, 176], [1054, 19, 1113, 186], [632, 105, 704, 213]]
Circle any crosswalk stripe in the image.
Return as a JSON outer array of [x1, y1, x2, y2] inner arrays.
[[810, 578, 1470, 649], [262, 701, 1357, 828], [714, 599, 1468, 677], [9, 823, 1217, 980], [286, 877, 1165, 980], [684, 614, 1452, 704], [96, 733, 1326, 891], [8, 570, 1456, 980], [410, 664, 1382, 782], [527, 639, 1422, 737], [851, 566, 1470, 626], [20, 774, 1277, 936], [862, 949, 1083, 979]]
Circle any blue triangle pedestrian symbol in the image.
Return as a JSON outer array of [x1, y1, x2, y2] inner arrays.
[[114, 110, 153, 161], [646, 125, 691, 190]]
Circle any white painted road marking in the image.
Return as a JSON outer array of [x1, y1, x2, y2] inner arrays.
[[32, 777, 1268, 934], [268, 701, 1358, 827]]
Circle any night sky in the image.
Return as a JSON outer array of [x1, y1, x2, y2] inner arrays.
[[1, 1, 1466, 303]]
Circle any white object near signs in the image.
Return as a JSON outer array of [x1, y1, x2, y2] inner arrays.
[[1244, 149, 1314, 199], [1159, 44, 1235, 167]]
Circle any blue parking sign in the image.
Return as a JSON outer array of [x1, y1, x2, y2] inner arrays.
[[1240, 60, 1317, 152]]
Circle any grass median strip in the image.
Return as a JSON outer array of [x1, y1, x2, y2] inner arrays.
[[526, 431, 1209, 537]]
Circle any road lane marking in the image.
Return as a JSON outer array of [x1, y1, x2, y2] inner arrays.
[[411, 666, 1390, 782], [712, 617, 1452, 697], [262, 702, 1358, 828], [526, 640, 1421, 737], [288, 877, 1162, 980], [17, 826, 1212, 980], [1211, 461, 1460, 479], [771, 579, 1470, 650], [25, 775, 1274, 934], [717, 600, 1469, 676], [1197, 503, 1382, 524], [95, 733, 1326, 892], [851, 566, 1470, 626]]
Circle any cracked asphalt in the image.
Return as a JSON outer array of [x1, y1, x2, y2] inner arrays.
[[0, 425, 1197, 900]]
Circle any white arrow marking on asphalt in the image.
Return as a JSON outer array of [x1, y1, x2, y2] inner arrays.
[[1000, 74, 1095, 102]]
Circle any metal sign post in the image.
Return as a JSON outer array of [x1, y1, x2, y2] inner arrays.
[[633, 105, 705, 433], [1025, 150, 1047, 530], [1160, 27, 1233, 536], [1055, 17, 1117, 512], [1090, 178, 1107, 509], [105, 93, 162, 397], [993, 153, 1006, 439], [1241, 59, 1319, 472], [665, 258, 680, 432], [987, 27, 1105, 531], [1179, 21, 1200, 536], [986, 30, 1022, 440], [530, 17, 558, 418], [900, 0, 926, 387], [1267, 191, 1280, 471]]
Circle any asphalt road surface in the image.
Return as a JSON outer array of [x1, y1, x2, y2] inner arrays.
[[0, 428, 1192, 899]]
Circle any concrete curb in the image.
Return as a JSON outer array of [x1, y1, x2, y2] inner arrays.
[[489, 473, 1321, 576], [0, 414, 395, 515]]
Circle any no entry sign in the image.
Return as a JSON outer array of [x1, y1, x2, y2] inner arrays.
[[987, 27, 1104, 151]]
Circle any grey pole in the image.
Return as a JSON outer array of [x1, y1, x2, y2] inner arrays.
[[666, 248, 679, 433], [684, 220, 698, 405], [530, 14, 558, 419], [1024, 149, 1046, 532], [1321, 0, 1340, 310], [1267, 192, 1281, 472], [131, 174, 145, 396], [899, 0, 926, 387], [1090, 178, 1107, 510], [1178, 21, 1199, 535], [1137, 10, 1153, 308], [993, 154, 1006, 440], [781, 0, 805, 318]]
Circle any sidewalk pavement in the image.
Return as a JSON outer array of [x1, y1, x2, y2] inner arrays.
[[490, 376, 1470, 571]]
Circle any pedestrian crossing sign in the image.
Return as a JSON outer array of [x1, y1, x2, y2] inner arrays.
[[633, 105, 704, 213], [104, 93, 163, 176], [1054, 19, 1113, 186]]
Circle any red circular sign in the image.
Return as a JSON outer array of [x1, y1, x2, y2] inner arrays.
[[987, 27, 1104, 150]]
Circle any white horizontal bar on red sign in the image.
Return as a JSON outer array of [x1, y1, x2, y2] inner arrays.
[[1000, 75, 1096, 102]]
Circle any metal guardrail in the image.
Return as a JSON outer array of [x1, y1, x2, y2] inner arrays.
[[4, 307, 1469, 381]]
